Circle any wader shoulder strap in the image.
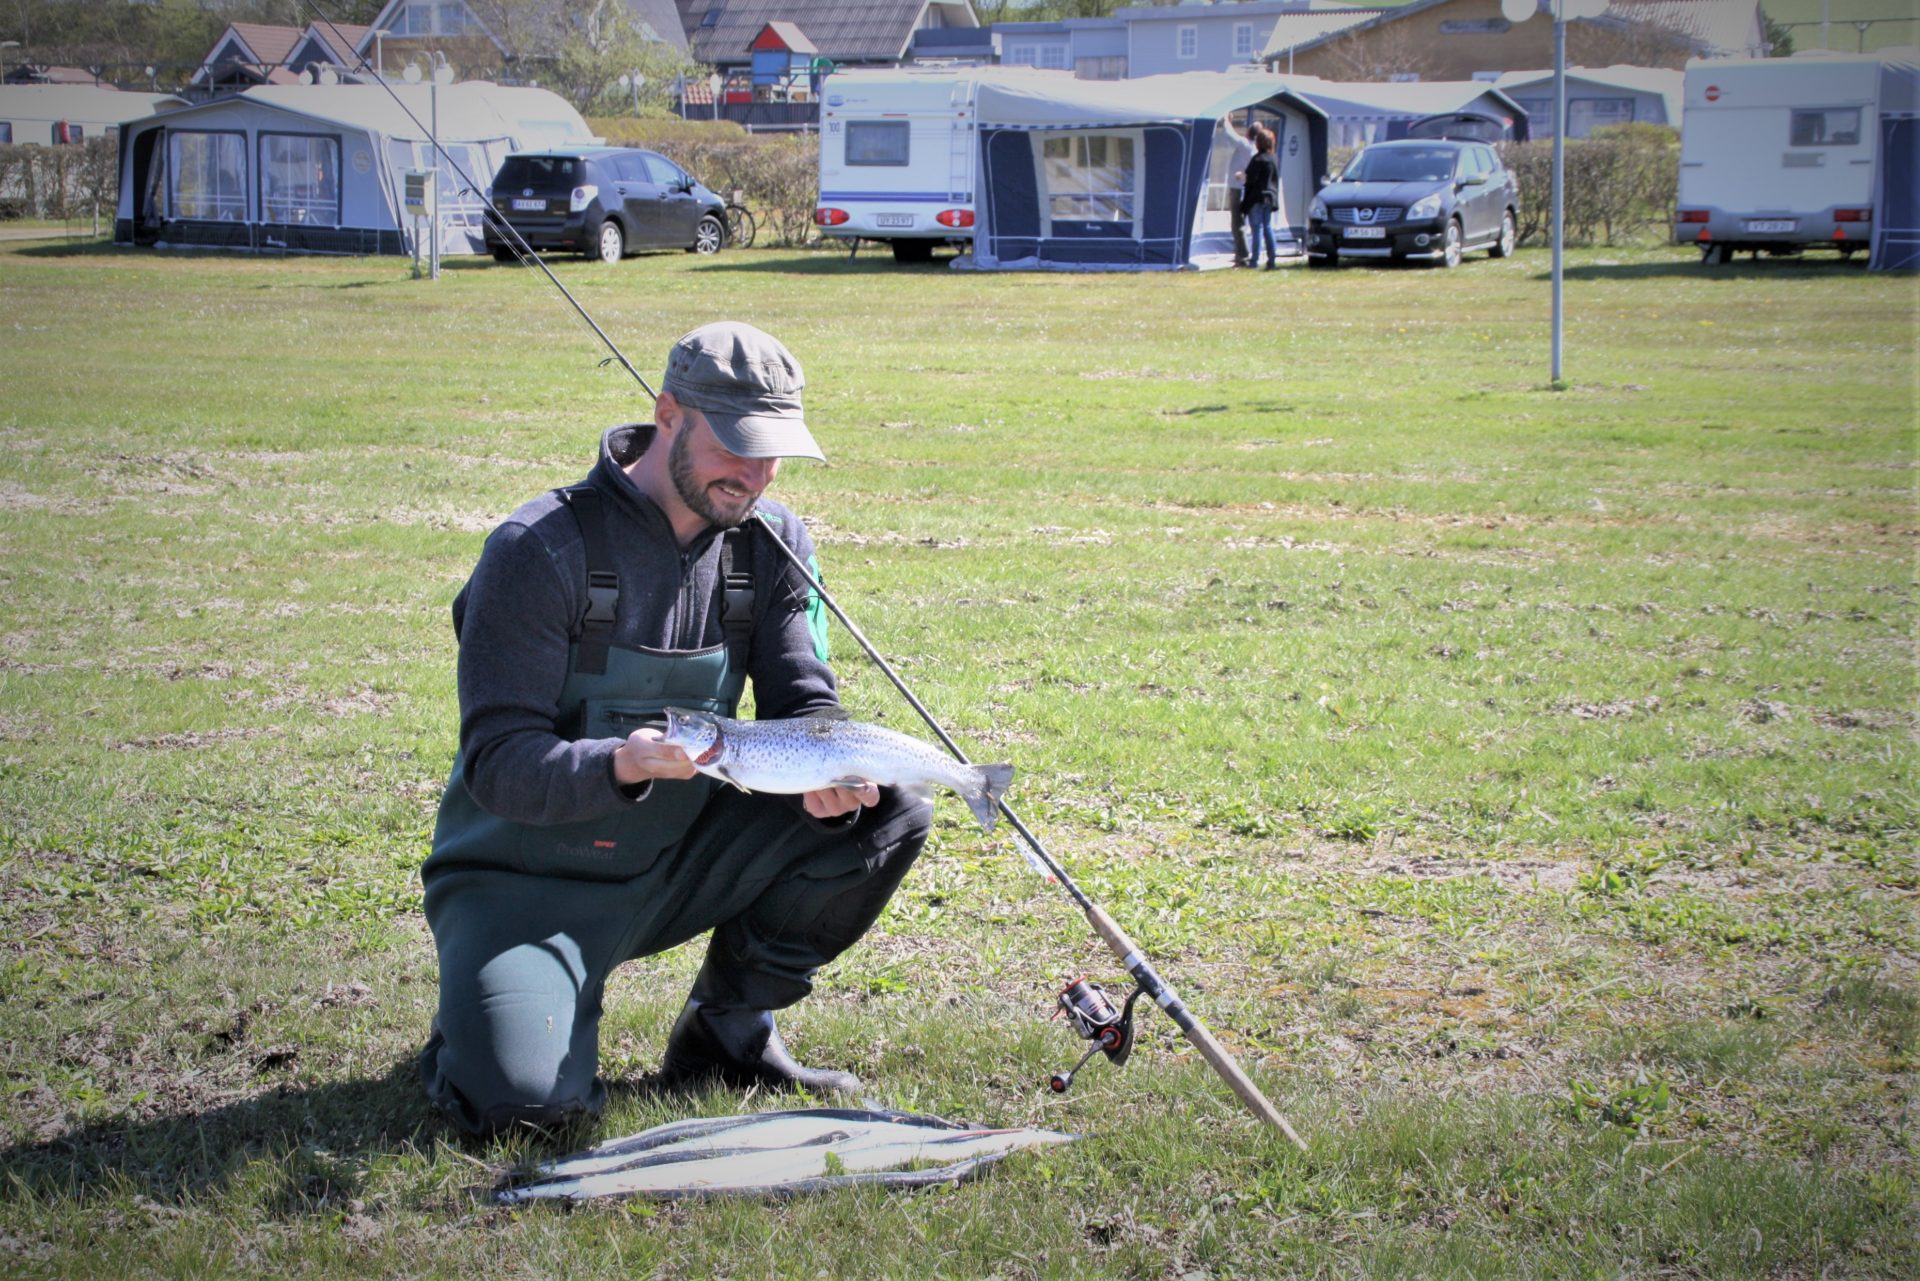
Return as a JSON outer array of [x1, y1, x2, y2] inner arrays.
[[718, 524, 755, 672], [558, 486, 617, 676]]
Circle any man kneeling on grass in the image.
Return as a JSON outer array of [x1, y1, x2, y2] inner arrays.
[[418, 321, 930, 1136]]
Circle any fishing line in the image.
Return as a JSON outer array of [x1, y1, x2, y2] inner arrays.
[[288, 10, 1303, 1146], [302, 0, 657, 397]]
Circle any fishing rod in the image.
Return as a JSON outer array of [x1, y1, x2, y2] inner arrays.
[[303, 2, 1303, 1149], [751, 526, 1307, 1151]]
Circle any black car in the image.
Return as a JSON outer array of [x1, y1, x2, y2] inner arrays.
[[485, 147, 727, 264], [1307, 139, 1518, 269]]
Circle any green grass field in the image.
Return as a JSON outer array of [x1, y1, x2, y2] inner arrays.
[[0, 239, 1914, 1278]]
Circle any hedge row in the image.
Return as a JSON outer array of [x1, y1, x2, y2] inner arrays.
[[1498, 124, 1680, 246], [0, 139, 118, 220]]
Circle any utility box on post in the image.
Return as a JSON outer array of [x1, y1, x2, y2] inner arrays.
[[404, 169, 438, 279]]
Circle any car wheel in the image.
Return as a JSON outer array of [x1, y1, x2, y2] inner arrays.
[[1309, 251, 1337, 268], [891, 239, 935, 264], [691, 214, 724, 255], [593, 219, 624, 263], [1439, 218, 1463, 268], [491, 245, 517, 264], [1490, 210, 1516, 259]]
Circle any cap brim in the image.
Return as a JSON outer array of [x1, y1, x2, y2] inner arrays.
[[704, 410, 826, 462]]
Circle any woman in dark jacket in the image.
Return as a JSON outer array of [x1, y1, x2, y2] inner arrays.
[[1239, 125, 1280, 270]]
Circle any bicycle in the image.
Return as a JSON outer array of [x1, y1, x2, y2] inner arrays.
[[722, 201, 757, 250]]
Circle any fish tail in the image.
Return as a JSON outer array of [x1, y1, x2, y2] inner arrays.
[[963, 763, 1015, 833]]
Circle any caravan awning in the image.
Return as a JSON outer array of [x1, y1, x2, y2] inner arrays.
[[974, 71, 1327, 130]]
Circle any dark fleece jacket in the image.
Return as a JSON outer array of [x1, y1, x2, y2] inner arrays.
[[449, 425, 841, 828]]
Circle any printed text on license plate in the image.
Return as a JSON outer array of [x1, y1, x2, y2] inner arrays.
[[512, 198, 546, 211], [1344, 226, 1386, 239], [875, 213, 915, 228], [1744, 219, 1796, 233]]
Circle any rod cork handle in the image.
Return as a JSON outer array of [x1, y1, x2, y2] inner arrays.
[[1084, 904, 1307, 1152]]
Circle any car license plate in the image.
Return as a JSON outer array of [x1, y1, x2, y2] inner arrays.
[[511, 198, 546, 211], [1344, 226, 1386, 239], [1744, 219, 1796, 233], [875, 213, 915, 228]]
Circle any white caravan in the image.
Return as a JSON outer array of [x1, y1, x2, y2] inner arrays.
[[814, 65, 1063, 263], [1675, 52, 1918, 263]]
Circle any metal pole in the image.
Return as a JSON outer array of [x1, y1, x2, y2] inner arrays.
[[1551, 8, 1566, 384], [429, 71, 440, 282]]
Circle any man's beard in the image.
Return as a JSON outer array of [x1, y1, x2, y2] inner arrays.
[[668, 425, 757, 529]]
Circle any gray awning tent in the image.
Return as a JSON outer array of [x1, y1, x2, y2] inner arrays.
[[113, 82, 595, 256], [964, 71, 1328, 272], [1282, 77, 1530, 147]]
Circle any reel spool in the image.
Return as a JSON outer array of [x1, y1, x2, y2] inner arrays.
[[1047, 976, 1144, 1093]]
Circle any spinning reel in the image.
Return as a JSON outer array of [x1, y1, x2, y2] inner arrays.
[[1047, 976, 1145, 1094]]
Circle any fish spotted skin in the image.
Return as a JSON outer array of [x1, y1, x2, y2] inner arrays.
[[660, 708, 1013, 832]]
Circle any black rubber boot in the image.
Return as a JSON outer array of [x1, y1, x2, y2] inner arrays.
[[658, 1001, 860, 1096]]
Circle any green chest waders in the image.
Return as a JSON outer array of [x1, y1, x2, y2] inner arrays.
[[426, 487, 754, 881], [419, 487, 759, 1133]]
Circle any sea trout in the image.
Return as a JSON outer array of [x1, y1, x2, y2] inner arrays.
[[660, 708, 1014, 832]]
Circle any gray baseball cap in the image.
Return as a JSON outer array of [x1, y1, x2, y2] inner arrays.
[[660, 321, 824, 462]]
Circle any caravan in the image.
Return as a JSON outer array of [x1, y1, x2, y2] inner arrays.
[[813, 65, 1061, 263], [1674, 52, 1919, 265]]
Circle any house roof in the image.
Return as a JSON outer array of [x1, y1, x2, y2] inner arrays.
[[3, 65, 103, 85], [626, 0, 694, 54], [1262, 0, 1767, 64], [678, 1, 978, 65], [308, 22, 372, 65], [226, 23, 305, 68], [1597, 0, 1767, 59], [756, 20, 820, 53], [1261, 9, 1391, 59]]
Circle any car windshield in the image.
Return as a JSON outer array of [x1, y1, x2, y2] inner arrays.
[[1342, 148, 1457, 184], [494, 156, 582, 194]]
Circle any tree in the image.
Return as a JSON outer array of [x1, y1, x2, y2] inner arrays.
[[1764, 15, 1795, 57], [1317, 22, 1442, 83], [549, 0, 696, 116], [467, 0, 694, 113]]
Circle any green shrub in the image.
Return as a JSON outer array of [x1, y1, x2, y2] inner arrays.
[[0, 137, 117, 220], [1498, 124, 1679, 247]]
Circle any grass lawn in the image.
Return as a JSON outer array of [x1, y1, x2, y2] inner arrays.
[[0, 239, 1914, 1278]]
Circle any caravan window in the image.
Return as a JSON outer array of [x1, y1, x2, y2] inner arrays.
[[1791, 108, 1861, 147], [846, 121, 910, 167], [0, 124, 10, 144], [169, 131, 247, 221], [1042, 133, 1136, 224], [261, 133, 340, 226]]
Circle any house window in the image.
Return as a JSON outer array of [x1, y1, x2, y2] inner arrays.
[[1007, 45, 1038, 67], [393, 1, 480, 37], [1038, 43, 1068, 70], [169, 131, 247, 220], [1790, 107, 1861, 146], [1041, 132, 1136, 225], [0, 123, 10, 143], [1178, 25, 1198, 60], [1233, 23, 1254, 58], [261, 133, 340, 225], [1074, 56, 1126, 80], [846, 121, 910, 166]]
